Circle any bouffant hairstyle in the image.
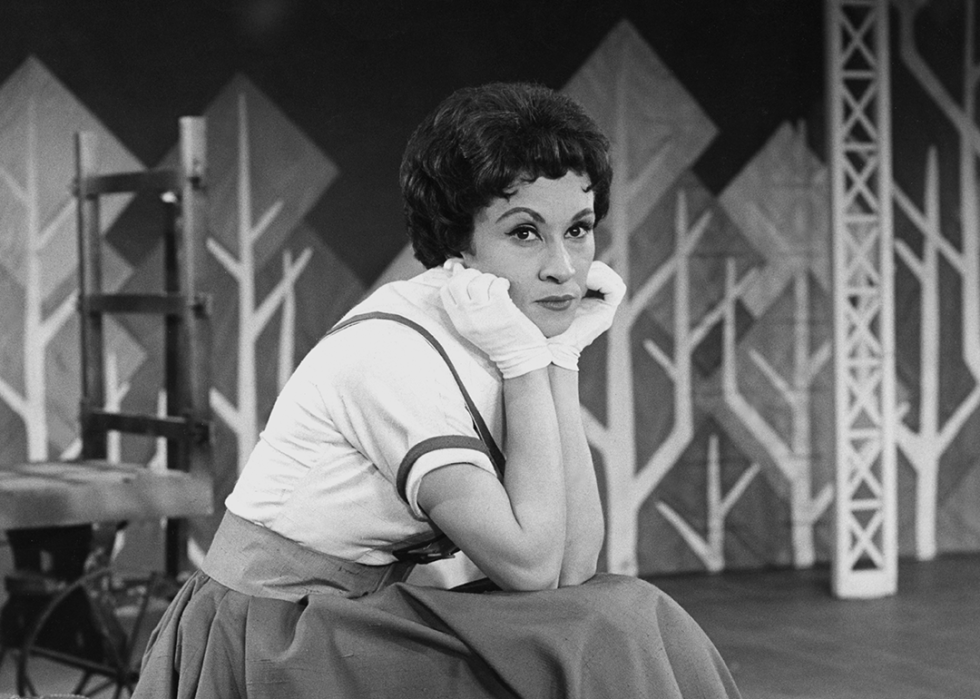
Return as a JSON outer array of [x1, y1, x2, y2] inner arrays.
[[399, 82, 612, 268]]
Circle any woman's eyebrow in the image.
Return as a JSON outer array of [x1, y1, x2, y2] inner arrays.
[[496, 206, 544, 223], [495, 206, 595, 223]]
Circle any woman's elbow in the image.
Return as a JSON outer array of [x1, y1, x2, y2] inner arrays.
[[497, 569, 560, 592], [558, 557, 599, 587], [493, 548, 563, 591]]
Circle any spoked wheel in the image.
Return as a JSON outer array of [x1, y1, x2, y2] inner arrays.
[[14, 568, 164, 699]]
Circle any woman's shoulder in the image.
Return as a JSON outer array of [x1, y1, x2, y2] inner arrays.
[[294, 265, 498, 392], [306, 318, 445, 381], [332, 268, 485, 364], [347, 266, 450, 323]]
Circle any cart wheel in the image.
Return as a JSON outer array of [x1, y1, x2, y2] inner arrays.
[[15, 568, 163, 699]]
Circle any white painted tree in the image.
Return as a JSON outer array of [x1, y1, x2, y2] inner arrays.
[[895, 0, 980, 374], [893, 150, 980, 559], [720, 259, 833, 568], [716, 122, 833, 568], [0, 57, 141, 462], [208, 215, 311, 469], [563, 20, 717, 574], [655, 433, 760, 572], [892, 0, 980, 560], [582, 191, 700, 575], [203, 77, 337, 471]]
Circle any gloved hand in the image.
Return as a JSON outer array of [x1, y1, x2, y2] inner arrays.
[[440, 261, 552, 379], [548, 261, 626, 371]]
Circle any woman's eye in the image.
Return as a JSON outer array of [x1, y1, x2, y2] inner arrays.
[[567, 223, 594, 239], [510, 226, 538, 241]]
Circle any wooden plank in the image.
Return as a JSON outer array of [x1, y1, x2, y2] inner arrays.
[[77, 169, 178, 196], [85, 292, 189, 316], [86, 409, 209, 442], [0, 460, 212, 530]]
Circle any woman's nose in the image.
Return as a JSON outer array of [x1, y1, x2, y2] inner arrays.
[[540, 241, 575, 283]]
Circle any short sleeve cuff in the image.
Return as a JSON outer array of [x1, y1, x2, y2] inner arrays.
[[398, 436, 496, 518]]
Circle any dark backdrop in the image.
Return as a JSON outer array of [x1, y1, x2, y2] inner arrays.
[[0, 0, 825, 285]]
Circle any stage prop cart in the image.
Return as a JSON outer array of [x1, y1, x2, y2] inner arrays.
[[0, 118, 213, 698]]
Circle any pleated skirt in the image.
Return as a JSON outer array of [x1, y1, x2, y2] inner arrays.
[[132, 569, 741, 699]]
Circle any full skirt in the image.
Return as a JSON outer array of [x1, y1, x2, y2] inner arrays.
[[133, 571, 740, 699]]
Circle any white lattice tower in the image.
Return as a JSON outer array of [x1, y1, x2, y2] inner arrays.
[[826, 0, 898, 598]]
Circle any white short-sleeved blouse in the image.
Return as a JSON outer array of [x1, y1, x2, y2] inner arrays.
[[224, 266, 504, 565]]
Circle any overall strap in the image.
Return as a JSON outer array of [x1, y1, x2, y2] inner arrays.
[[327, 312, 505, 471], [325, 311, 505, 563]]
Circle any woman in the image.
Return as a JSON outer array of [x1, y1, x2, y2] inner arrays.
[[133, 82, 741, 698]]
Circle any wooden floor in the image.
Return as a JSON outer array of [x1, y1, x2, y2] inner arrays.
[[652, 553, 980, 699], [1, 554, 977, 698]]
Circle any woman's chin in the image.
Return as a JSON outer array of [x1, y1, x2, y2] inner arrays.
[[534, 313, 575, 339]]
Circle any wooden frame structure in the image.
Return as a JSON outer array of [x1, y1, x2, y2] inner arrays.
[[0, 116, 214, 698], [75, 117, 213, 575]]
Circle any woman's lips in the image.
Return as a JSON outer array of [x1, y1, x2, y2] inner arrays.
[[536, 295, 576, 311]]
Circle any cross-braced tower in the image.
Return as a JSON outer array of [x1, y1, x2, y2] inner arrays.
[[826, 0, 898, 598]]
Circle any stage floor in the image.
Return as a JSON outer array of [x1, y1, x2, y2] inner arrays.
[[0, 554, 977, 698], [652, 553, 980, 699]]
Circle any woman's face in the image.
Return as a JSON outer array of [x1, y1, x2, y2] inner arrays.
[[461, 172, 595, 338]]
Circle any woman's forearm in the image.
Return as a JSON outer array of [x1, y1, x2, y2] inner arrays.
[[419, 367, 566, 591], [498, 368, 567, 588], [549, 364, 604, 586]]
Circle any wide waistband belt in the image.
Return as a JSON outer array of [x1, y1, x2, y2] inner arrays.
[[201, 511, 413, 601]]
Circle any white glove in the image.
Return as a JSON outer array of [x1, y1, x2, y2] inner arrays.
[[548, 261, 626, 371], [440, 262, 552, 379]]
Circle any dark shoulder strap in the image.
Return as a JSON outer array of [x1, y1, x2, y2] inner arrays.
[[325, 311, 505, 564], [327, 311, 505, 471]]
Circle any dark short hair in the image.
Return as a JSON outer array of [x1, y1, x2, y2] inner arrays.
[[399, 82, 612, 268]]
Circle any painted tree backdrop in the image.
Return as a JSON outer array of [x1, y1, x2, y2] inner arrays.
[[0, 2, 978, 575]]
